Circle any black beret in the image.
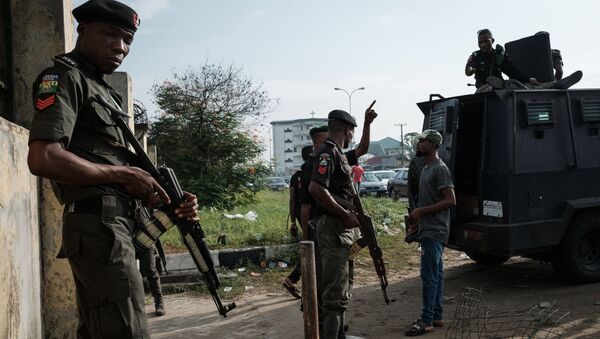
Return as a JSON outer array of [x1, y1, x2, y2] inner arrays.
[[301, 145, 313, 159], [328, 110, 357, 127], [309, 125, 328, 137], [73, 0, 140, 34]]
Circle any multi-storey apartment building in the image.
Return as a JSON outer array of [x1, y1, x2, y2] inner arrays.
[[270, 117, 327, 176]]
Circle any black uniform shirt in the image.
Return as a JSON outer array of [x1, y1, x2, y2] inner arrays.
[[300, 149, 357, 203], [29, 50, 138, 203], [466, 46, 530, 88], [311, 138, 355, 204]]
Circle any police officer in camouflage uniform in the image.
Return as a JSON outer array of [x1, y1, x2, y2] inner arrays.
[[27, 1, 199, 338], [465, 28, 539, 92], [309, 110, 366, 339]]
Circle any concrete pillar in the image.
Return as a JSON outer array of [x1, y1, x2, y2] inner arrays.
[[106, 72, 135, 130], [9, 0, 74, 129]]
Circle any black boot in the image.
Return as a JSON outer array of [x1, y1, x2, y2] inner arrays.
[[149, 276, 166, 316], [554, 70, 583, 89]]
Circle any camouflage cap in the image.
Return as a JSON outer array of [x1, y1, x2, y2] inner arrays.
[[309, 125, 328, 137], [73, 0, 140, 34], [418, 129, 443, 145]]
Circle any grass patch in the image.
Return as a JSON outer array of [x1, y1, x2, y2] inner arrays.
[[160, 190, 410, 252], [161, 190, 293, 252], [159, 193, 421, 299]]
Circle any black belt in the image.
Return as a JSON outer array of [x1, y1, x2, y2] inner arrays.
[[67, 195, 138, 219]]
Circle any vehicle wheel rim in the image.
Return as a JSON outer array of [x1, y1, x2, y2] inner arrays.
[[579, 230, 600, 270]]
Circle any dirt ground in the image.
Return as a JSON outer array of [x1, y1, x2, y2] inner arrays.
[[145, 250, 600, 338]]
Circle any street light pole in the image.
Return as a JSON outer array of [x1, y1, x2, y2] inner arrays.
[[334, 87, 365, 115], [395, 123, 407, 167]]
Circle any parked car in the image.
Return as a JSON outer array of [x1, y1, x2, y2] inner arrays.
[[387, 167, 408, 199], [266, 177, 288, 191], [359, 172, 387, 197], [370, 170, 396, 187]]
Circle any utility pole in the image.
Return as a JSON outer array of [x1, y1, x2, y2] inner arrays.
[[395, 123, 407, 167]]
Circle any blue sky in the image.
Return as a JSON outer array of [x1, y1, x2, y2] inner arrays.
[[74, 0, 600, 154]]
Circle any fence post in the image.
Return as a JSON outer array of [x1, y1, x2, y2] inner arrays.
[[300, 241, 319, 339]]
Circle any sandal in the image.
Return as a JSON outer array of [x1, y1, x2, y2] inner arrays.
[[282, 279, 302, 299], [405, 320, 433, 336]]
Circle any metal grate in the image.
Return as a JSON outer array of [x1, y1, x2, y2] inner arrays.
[[430, 108, 446, 132], [580, 99, 600, 122], [446, 288, 575, 338], [526, 101, 554, 125]]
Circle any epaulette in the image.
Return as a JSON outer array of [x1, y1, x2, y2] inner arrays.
[[52, 54, 78, 70]]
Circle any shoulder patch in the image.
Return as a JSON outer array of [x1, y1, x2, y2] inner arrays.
[[37, 73, 60, 95], [319, 153, 330, 166]]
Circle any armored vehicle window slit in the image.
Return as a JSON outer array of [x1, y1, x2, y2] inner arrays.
[[525, 100, 554, 126], [579, 99, 600, 123], [429, 108, 446, 133]]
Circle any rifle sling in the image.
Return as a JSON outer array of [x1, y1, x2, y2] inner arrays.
[[331, 193, 356, 212]]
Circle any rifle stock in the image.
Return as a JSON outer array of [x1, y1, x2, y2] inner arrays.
[[96, 95, 236, 317]]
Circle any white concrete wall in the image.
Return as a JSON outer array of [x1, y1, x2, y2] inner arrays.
[[0, 117, 42, 339]]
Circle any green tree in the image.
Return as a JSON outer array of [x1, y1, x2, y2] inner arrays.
[[150, 63, 276, 209]]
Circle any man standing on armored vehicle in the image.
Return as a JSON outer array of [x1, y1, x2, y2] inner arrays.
[[466, 29, 582, 92], [465, 28, 540, 92]]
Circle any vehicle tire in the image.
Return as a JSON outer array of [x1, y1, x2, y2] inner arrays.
[[393, 190, 400, 200], [465, 251, 509, 266], [551, 212, 600, 283]]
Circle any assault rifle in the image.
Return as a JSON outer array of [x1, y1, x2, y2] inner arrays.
[[332, 194, 394, 305], [96, 95, 236, 317]]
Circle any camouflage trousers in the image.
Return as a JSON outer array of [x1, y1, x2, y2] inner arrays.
[[60, 198, 149, 339]]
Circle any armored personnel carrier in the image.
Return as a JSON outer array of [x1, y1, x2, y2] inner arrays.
[[416, 34, 600, 283]]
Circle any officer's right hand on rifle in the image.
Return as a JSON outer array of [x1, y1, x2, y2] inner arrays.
[[342, 209, 361, 229]]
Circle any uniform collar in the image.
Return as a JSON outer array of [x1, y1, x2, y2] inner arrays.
[[325, 137, 343, 151], [67, 50, 106, 79]]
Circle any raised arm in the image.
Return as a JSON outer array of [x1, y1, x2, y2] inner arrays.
[[355, 102, 378, 158]]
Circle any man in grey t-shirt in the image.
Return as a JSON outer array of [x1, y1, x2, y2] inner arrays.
[[405, 129, 456, 337]]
